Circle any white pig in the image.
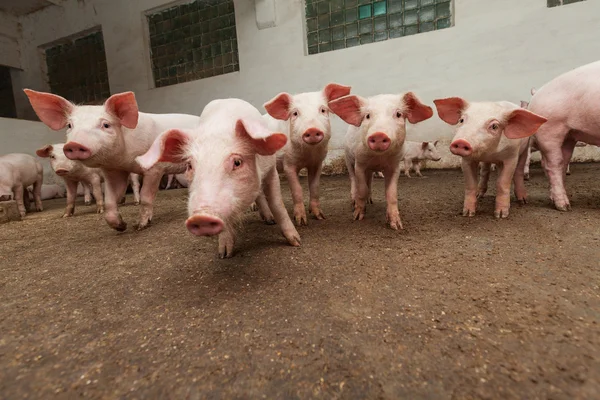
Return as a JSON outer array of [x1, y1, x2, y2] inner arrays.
[[28, 184, 65, 200], [434, 98, 546, 218], [24, 89, 200, 231], [36, 143, 104, 217], [329, 92, 434, 229], [0, 153, 43, 217], [136, 98, 301, 258], [400, 140, 442, 177], [260, 83, 351, 225]]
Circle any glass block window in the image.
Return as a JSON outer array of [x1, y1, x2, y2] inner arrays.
[[147, 0, 239, 88], [0, 66, 17, 119], [547, 0, 585, 7], [305, 0, 453, 54], [45, 30, 110, 103]]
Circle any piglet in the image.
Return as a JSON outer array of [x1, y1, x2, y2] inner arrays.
[[136, 98, 300, 258], [261, 83, 351, 225], [0, 153, 43, 217], [434, 98, 546, 218], [37, 143, 104, 217], [401, 140, 442, 177], [24, 89, 200, 231], [330, 92, 433, 229], [29, 184, 66, 201]]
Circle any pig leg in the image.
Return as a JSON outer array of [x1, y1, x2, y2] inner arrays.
[[538, 125, 573, 211], [22, 186, 31, 212], [217, 226, 236, 259], [524, 139, 533, 181], [137, 169, 164, 230], [477, 163, 491, 199], [513, 140, 530, 205], [307, 164, 325, 220], [462, 159, 479, 217], [130, 173, 141, 205], [347, 155, 357, 207], [284, 164, 307, 226], [13, 185, 26, 217], [353, 164, 369, 221], [256, 191, 275, 225], [413, 161, 423, 177], [384, 166, 403, 230], [103, 170, 130, 231], [165, 174, 174, 190], [366, 171, 373, 205], [404, 159, 412, 178], [63, 180, 78, 217], [90, 177, 104, 214], [495, 159, 518, 219], [263, 169, 301, 248], [33, 175, 43, 212], [561, 138, 577, 177], [84, 184, 92, 206]]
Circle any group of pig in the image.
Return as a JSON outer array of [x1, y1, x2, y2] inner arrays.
[[2, 61, 598, 258]]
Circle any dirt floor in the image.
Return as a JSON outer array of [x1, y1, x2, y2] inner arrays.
[[1, 164, 599, 399]]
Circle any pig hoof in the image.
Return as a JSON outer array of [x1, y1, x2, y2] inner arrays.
[[294, 213, 308, 226], [555, 203, 571, 212], [462, 209, 476, 217], [524, 173, 530, 181], [494, 209, 509, 219], [62, 213, 73, 218], [353, 207, 365, 221], [97, 207, 104, 214], [36, 206, 43, 212], [284, 231, 302, 247], [367, 197, 373, 205], [85, 201, 91, 206], [476, 190, 487, 199], [310, 208, 326, 220], [388, 218, 404, 230], [134, 201, 140, 206], [249, 202, 259, 212], [518, 198, 527, 206], [264, 219, 276, 225]]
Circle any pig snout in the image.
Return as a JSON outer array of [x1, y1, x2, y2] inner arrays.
[[55, 168, 69, 176], [367, 132, 391, 152], [450, 139, 473, 157], [302, 128, 324, 145], [186, 214, 224, 236], [63, 142, 92, 160]]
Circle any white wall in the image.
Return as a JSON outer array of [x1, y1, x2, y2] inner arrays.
[[0, 117, 67, 183], [10, 0, 600, 168]]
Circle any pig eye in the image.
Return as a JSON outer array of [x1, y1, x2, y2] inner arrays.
[[292, 111, 299, 117], [489, 122, 500, 131], [233, 158, 243, 169], [320, 107, 327, 114], [103, 122, 110, 129], [50, 155, 55, 159], [459, 118, 464, 124], [186, 163, 193, 172], [366, 113, 371, 120], [67, 123, 72, 129], [396, 111, 402, 118]]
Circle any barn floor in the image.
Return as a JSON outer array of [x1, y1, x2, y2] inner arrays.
[[1, 165, 599, 399]]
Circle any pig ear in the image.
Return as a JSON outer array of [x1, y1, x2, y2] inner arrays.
[[23, 89, 73, 130], [323, 83, 352, 102], [504, 109, 547, 139], [433, 97, 469, 125], [530, 88, 537, 96], [136, 129, 190, 170], [36, 145, 53, 158], [328, 95, 364, 127], [104, 92, 139, 129], [264, 93, 292, 121], [403, 92, 433, 124], [520, 101, 529, 109], [421, 141, 428, 150], [235, 118, 287, 156]]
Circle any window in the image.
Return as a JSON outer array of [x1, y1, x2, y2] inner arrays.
[[547, 0, 585, 7], [44, 30, 110, 103], [147, 0, 239, 88], [305, 0, 453, 54], [0, 66, 17, 119]]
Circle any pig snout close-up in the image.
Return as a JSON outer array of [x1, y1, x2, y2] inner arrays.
[[261, 83, 351, 226], [434, 97, 547, 219], [135, 98, 301, 258], [331, 92, 433, 230]]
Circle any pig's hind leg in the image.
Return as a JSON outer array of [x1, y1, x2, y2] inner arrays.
[[255, 191, 275, 225], [537, 123, 574, 211]]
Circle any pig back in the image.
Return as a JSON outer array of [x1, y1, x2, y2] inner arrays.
[[0, 154, 42, 187]]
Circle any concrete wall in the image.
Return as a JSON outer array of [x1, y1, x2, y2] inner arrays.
[[0, 10, 21, 69], [8, 0, 600, 168], [0, 117, 66, 184]]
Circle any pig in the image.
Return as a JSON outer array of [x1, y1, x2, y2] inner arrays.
[[175, 174, 189, 188], [28, 184, 65, 200], [525, 62, 600, 210], [400, 140, 442, 177], [260, 83, 351, 225], [329, 92, 434, 229], [24, 89, 201, 231], [76, 182, 92, 204], [0, 153, 43, 217], [165, 174, 175, 190], [135, 98, 301, 258], [36, 143, 105, 217], [434, 98, 547, 218]]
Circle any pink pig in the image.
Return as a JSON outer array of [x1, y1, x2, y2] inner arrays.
[[24, 89, 200, 231], [36, 143, 104, 217], [526, 62, 600, 210], [330, 92, 433, 229], [136, 98, 300, 258], [434, 98, 546, 218], [0, 153, 43, 217], [260, 83, 351, 225]]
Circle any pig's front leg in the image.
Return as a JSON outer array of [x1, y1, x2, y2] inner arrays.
[[63, 180, 78, 217], [524, 139, 533, 180], [32, 175, 43, 212], [130, 173, 141, 205], [102, 170, 130, 231], [538, 124, 572, 211], [495, 159, 518, 219], [307, 164, 325, 220], [477, 162, 491, 199], [264, 168, 301, 247], [462, 159, 479, 217], [346, 156, 357, 207], [404, 159, 412, 178], [13, 185, 26, 217], [413, 161, 423, 177], [513, 140, 530, 205], [366, 171, 373, 204], [137, 168, 163, 230], [218, 226, 236, 259], [566, 163, 571, 175], [384, 166, 403, 230], [255, 191, 275, 225], [90, 177, 104, 214], [353, 163, 369, 221], [283, 163, 307, 226], [83, 184, 92, 206]]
